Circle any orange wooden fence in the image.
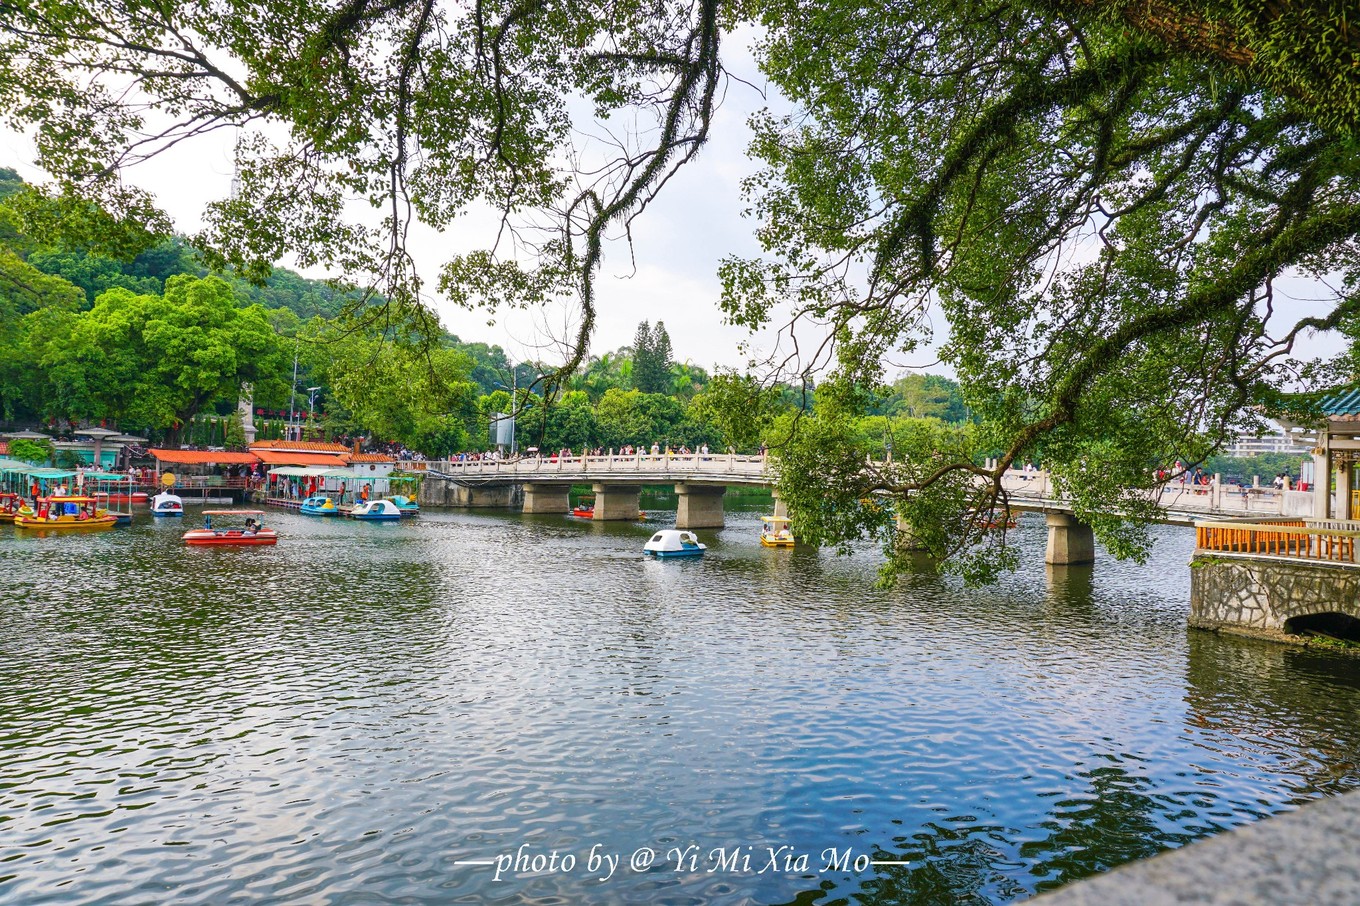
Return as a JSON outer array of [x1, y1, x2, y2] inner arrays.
[[1195, 520, 1359, 563]]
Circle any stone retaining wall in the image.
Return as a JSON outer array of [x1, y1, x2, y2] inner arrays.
[[418, 480, 521, 509], [1189, 555, 1360, 640]]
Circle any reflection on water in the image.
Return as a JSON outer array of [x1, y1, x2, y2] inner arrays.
[[3, 505, 1360, 904]]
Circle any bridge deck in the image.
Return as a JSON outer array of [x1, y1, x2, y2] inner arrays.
[[417, 453, 770, 486], [407, 456, 1319, 522]]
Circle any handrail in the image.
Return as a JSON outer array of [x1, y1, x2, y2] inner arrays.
[[1195, 519, 1359, 564], [423, 452, 770, 481]]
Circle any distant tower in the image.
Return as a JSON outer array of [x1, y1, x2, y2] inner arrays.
[[231, 135, 255, 448], [239, 383, 257, 445]]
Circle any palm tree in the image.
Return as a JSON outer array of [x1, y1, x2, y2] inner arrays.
[[669, 361, 709, 401], [584, 351, 630, 403]]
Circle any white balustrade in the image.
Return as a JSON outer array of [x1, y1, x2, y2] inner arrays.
[[422, 452, 770, 484], [416, 458, 1323, 523]]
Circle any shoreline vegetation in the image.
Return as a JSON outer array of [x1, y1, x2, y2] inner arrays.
[[0, 164, 972, 464]]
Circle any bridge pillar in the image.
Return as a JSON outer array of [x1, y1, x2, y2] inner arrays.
[[523, 483, 571, 514], [1045, 513, 1095, 565], [895, 514, 927, 552], [591, 483, 642, 521], [772, 494, 789, 522], [675, 483, 726, 529]]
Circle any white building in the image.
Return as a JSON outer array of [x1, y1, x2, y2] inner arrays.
[[1223, 425, 1308, 457]]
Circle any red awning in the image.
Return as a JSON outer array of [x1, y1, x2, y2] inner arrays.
[[252, 451, 350, 466], [149, 449, 261, 465]]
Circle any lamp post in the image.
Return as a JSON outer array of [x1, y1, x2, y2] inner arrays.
[[306, 386, 321, 439], [287, 339, 299, 440]]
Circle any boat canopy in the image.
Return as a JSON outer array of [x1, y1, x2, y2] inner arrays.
[[2, 466, 78, 479], [85, 471, 132, 481]]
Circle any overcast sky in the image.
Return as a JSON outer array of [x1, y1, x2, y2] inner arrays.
[[0, 36, 822, 375]]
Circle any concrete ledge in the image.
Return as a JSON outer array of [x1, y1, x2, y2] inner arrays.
[[1034, 790, 1360, 904], [1192, 549, 1360, 571]]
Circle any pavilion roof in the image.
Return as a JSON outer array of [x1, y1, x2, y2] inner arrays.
[[1320, 387, 1360, 418], [254, 451, 349, 466], [249, 440, 351, 453]]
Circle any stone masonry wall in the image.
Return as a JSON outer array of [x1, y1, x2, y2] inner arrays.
[[418, 479, 521, 509], [1190, 556, 1360, 639]]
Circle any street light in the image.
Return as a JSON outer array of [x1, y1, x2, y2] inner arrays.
[[306, 386, 321, 438], [287, 338, 299, 440]]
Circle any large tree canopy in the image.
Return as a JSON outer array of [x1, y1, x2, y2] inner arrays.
[[30, 275, 286, 440], [317, 329, 481, 455], [3, 0, 1358, 575], [724, 0, 1360, 577]]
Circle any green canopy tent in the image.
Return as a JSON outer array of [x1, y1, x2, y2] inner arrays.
[[82, 471, 132, 481], [1, 467, 78, 496]]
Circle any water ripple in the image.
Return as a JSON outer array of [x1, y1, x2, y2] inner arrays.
[[2, 508, 1360, 904]]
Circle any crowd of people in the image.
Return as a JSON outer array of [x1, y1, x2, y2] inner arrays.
[[329, 436, 428, 462], [448, 443, 726, 462], [1156, 462, 1306, 493]]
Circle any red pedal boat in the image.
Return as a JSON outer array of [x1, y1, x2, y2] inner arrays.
[[182, 509, 277, 546]]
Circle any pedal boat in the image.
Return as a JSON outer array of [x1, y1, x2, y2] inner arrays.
[[150, 491, 184, 516], [14, 495, 118, 532], [349, 499, 403, 520], [643, 529, 707, 558], [182, 510, 277, 546], [300, 495, 341, 516], [759, 515, 796, 548]]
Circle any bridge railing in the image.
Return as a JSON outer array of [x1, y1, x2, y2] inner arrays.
[[1000, 471, 1315, 518], [1195, 519, 1360, 564], [411, 459, 1322, 520], [423, 452, 770, 481]]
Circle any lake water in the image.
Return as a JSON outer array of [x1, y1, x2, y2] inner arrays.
[[3, 500, 1360, 904]]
